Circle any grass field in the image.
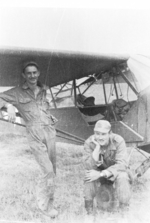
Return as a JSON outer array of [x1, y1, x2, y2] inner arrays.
[[0, 133, 150, 223]]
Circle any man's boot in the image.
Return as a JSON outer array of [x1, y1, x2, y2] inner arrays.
[[47, 204, 58, 218], [119, 202, 129, 212], [37, 192, 58, 218], [85, 200, 93, 215]]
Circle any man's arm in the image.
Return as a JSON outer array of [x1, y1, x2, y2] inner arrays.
[[0, 89, 17, 122], [86, 137, 128, 181], [91, 135, 100, 162], [106, 137, 129, 179], [84, 136, 113, 182], [83, 136, 99, 170], [5, 104, 16, 123]]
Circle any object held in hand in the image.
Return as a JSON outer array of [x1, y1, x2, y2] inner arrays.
[[96, 160, 103, 167], [96, 154, 104, 167], [51, 115, 58, 125]]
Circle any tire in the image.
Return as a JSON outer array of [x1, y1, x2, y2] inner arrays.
[[96, 183, 115, 211]]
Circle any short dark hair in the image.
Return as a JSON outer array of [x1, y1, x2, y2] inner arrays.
[[23, 61, 39, 73]]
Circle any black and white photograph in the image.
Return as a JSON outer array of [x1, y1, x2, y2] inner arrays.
[[0, 1, 150, 222]]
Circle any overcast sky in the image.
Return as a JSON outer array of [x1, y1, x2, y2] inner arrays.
[[0, 1, 150, 55]]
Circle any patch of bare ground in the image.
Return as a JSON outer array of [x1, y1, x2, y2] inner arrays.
[[0, 134, 150, 223]]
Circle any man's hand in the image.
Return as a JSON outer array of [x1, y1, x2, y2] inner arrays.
[[91, 135, 99, 146], [6, 105, 16, 123], [91, 135, 100, 152], [91, 135, 101, 162], [51, 115, 58, 125], [85, 170, 102, 182]]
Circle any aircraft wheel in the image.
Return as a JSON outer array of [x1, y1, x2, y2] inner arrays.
[[96, 183, 115, 211]]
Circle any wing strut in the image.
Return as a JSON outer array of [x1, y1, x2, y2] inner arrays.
[[118, 68, 139, 95], [49, 87, 57, 108], [134, 157, 150, 178], [131, 146, 150, 180], [73, 79, 77, 106], [0, 118, 84, 144], [113, 76, 119, 99], [102, 75, 107, 105]]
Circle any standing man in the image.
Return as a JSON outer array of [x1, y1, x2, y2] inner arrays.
[[84, 120, 131, 214], [0, 61, 58, 218]]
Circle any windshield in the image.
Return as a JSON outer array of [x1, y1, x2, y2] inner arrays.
[[127, 55, 150, 92]]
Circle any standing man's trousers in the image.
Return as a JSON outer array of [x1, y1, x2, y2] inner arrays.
[[26, 124, 56, 212]]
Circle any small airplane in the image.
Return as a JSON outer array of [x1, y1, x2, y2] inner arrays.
[[0, 46, 149, 150], [1, 46, 150, 210]]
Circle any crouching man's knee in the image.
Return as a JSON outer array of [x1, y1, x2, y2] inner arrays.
[[115, 172, 131, 206], [84, 181, 97, 201]]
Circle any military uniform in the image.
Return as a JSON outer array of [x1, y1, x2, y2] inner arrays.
[[84, 133, 131, 207], [0, 82, 57, 213]]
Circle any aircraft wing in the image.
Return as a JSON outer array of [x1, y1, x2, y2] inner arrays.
[[0, 47, 128, 87]]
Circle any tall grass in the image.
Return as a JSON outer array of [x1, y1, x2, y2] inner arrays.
[[0, 134, 150, 223]]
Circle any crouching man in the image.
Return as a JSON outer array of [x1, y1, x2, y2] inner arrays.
[[84, 120, 131, 214]]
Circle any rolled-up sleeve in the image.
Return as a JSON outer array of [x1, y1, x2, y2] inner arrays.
[[0, 88, 17, 109], [107, 139, 129, 179]]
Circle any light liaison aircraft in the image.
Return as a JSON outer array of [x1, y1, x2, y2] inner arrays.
[[0, 47, 147, 147], [0, 46, 150, 210]]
